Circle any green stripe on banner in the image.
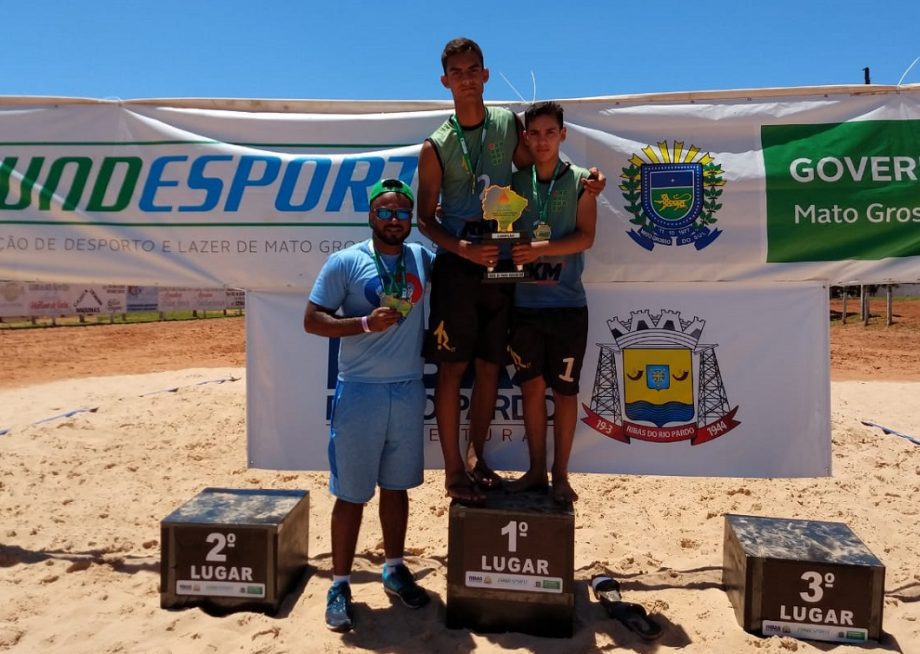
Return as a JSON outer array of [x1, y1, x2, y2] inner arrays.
[[763, 119, 920, 262], [0, 220, 367, 227], [235, 143, 413, 149], [0, 141, 219, 146], [0, 140, 413, 148]]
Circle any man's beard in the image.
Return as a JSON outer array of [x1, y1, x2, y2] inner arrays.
[[373, 223, 408, 247]]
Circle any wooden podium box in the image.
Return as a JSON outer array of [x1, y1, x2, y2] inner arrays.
[[723, 514, 885, 644], [446, 491, 574, 637], [160, 487, 309, 614]]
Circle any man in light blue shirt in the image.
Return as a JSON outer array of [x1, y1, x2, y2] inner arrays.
[[305, 178, 434, 632]]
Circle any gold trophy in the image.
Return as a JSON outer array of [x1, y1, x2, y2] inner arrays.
[[481, 185, 530, 282]]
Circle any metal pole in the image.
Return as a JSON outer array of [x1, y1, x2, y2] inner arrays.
[[859, 285, 866, 321], [886, 285, 893, 326], [841, 288, 848, 325]]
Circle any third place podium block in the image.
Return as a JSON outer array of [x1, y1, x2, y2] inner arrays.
[[723, 513, 885, 644]]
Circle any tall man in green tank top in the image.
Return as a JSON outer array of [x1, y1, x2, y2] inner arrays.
[[418, 38, 605, 503]]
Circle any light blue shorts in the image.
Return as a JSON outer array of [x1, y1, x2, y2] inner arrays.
[[328, 379, 425, 503]]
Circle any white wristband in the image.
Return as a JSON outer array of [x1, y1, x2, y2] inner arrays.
[[361, 315, 371, 333]]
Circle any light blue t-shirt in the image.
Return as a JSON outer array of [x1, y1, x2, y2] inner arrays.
[[309, 240, 434, 383]]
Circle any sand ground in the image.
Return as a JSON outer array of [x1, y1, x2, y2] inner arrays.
[[0, 299, 918, 653]]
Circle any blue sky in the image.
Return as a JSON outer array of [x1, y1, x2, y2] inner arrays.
[[5, 1, 919, 101]]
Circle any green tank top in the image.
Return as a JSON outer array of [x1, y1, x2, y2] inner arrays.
[[428, 106, 518, 238], [512, 162, 591, 307]]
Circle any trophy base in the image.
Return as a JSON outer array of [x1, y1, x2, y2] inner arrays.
[[483, 261, 530, 283], [482, 232, 530, 284]]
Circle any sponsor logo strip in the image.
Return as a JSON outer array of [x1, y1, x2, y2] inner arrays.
[[762, 620, 867, 644], [176, 580, 266, 599], [465, 571, 563, 594]]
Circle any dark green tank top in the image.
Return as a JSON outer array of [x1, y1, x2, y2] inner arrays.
[[428, 106, 518, 238]]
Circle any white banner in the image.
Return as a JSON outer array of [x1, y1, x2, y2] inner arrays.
[[247, 281, 830, 478], [0, 94, 862, 479], [226, 288, 245, 309], [0, 280, 31, 315], [0, 102, 443, 288], [0, 88, 918, 288], [125, 285, 159, 312], [0, 282, 241, 316], [564, 92, 920, 285], [0, 281, 125, 317], [157, 287, 233, 312]]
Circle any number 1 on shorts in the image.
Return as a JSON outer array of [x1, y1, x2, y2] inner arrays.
[[558, 357, 575, 383]]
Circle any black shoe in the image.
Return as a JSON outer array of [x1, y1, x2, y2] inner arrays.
[[382, 564, 430, 609], [325, 582, 354, 632], [591, 575, 662, 641]]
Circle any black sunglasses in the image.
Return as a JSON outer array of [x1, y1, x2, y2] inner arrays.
[[373, 208, 413, 221]]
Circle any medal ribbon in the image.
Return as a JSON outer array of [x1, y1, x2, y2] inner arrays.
[[449, 109, 490, 195], [369, 242, 407, 298], [532, 159, 564, 226]]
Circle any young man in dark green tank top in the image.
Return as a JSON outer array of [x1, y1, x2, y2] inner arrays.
[[418, 38, 605, 504], [507, 101, 598, 504]]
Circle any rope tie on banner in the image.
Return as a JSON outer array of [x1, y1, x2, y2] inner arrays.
[[860, 420, 920, 445], [6, 375, 241, 434], [896, 56, 920, 89], [31, 407, 99, 425], [139, 375, 240, 397]]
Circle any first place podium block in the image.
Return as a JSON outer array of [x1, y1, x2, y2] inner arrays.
[[160, 488, 310, 614], [723, 514, 885, 644], [447, 491, 574, 637]]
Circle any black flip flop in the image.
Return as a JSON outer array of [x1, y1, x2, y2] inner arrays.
[[590, 575, 663, 641]]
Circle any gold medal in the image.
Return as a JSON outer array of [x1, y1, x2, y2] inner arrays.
[[381, 293, 412, 318]]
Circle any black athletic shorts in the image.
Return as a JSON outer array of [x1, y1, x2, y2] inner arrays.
[[423, 252, 513, 364], [508, 306, 589, 395]]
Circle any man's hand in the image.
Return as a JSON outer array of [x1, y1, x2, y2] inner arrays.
[[511, 241, 546, 266], [583, 167, 607, 197], [459, 240, 501, 267], [366, 306, 401, 332]]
